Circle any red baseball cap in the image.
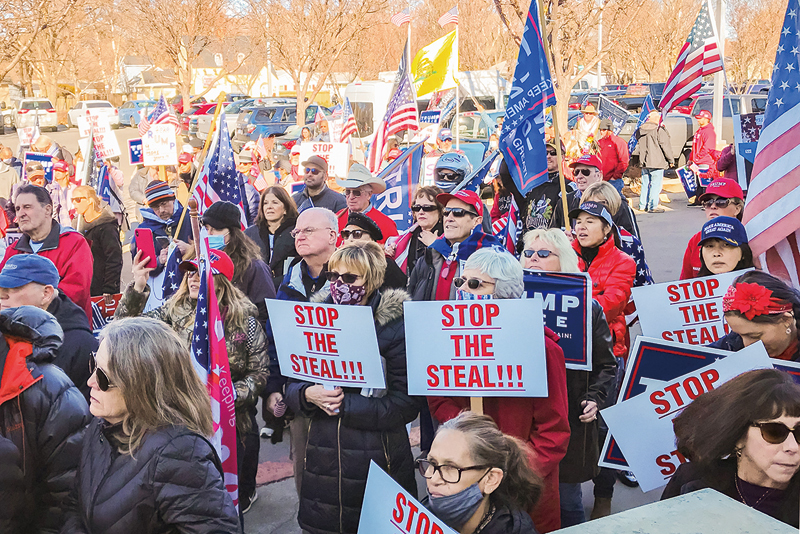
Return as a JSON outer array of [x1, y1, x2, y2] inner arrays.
[[698, 178, 744, 202], [695, 110, 713, 120], [52, 160, 69, 173], [180, 249, 235, 282], [178, 153, 193, 164], [437, 190, 483, 216], [386, 148, 403, 160], [569, 153, 603, 170]]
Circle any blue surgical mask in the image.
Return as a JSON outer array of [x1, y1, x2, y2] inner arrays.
[[427, 483, 485, 530], [455, 288, 494, 300], [207, 234, 226, 250]]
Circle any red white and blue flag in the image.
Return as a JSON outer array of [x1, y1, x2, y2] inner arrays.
[[340, 97, 358, 142], [492, 197, 519, 254], [743, 0, 800, 286], [437, 6, 458, 27], [367, 74, 418, 173], [391, 7, 411, 26], [138, 94, 180, 136], [390, 223, 417, 274], [190, 239, 239, 507]]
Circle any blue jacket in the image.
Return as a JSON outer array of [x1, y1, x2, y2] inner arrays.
[[132, 201, 192, 275]]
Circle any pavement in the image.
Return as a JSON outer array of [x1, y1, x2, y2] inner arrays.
[[0, 125, 709, 532]]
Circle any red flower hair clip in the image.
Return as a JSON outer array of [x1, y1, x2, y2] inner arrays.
[[722, 283, 793, 320]]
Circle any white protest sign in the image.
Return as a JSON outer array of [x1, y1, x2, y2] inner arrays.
[[358, 461, 457, 534], [633, 270, 746, 345], [421, 155, 439, 186], [403, 299, 548, 397], [265, 299, 385, 389], [328, 119, 343, 145], [77, 116, 92, 139], [601, 341, 771, 492], [89, 114, 121, 159], [142, 124, 178, 166], [16, 126, 38, 147], [299, 142, 348, 178]]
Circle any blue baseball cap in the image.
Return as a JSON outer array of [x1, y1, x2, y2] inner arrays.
[[568, 201, 614, 228], [0, 255, 60, 289], [699, 216, 748, 247], [438, 128, 453, 141]]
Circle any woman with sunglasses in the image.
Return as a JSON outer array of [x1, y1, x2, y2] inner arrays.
[[71, 184, 122, 297], [697, 216, 754, 277], [62, 317, 240, 532], [285, 240, 420, 534], [386, 186, 444, 274], [420, 411, 542, 534], [662, 368, 800, 527], [117, 248, 269, 513], [519, 229, 617, 526], [680, 178, 745, 279], [340, 211, 407, 289], [428, 247, 570, 533], [709, 271, 800, 361], [245, 186, 298, 287]]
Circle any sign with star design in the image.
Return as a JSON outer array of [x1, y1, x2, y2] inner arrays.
[[128, 138, 144, 165], [732, 112, 763, 190]]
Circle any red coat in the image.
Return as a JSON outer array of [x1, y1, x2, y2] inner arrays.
[[336, 205, 398, 245], [680, 231, 703, 279], [1, 221, 93, 320], [573, 237, 636, 359], [428, 328, 570, 533], [690, 123, 718, 166], [597, 133, 629, 181]]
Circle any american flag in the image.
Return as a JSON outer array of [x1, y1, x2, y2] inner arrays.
[[659, 1, 723, 115], [138, 95, 180, 137], [628, 94, 655, 153], [742, 0, 800, 286], [437, 6, 458, 27], [191, 113, 247, 227], [314, 108, 326, 125], [340, 97, 358, 142], [389, 223, 417, 274], [255, 135, 270, 161], [161, 244, 184, 299], [190, 239, 239, 507], [391, 7, 411, 26], [366, 74, 418, 173], [492, 196, 519, 254]]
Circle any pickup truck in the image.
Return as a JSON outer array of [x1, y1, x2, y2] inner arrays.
[[689, 94, 768, 145]]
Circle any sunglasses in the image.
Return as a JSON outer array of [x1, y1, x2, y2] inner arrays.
[[574, 168, 594, 177], [523, 249, 557, 259], [547, 150, 558, 156], [438, 172, 458, 180], [340, 229, 367, 240], [345, 189, 364, 197], [752, 422, 800, 445], [411, 204, 438, 213], [304, 167, 322, 175], [71, 197, 87, 204], [443, 207, 478, 218], [453, 277, 496, 290], [89, 351, 117, 392], [326, 271, 360, 284], [702, 198, 733, 209]]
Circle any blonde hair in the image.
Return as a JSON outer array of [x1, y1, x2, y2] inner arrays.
[[521, 229, 581, 273], [73, 184, 103, 211], [583, 181, 621, 216], [328, 240, 387, 296], [100, 317, 213, 455], [165, 271, 257, 333]]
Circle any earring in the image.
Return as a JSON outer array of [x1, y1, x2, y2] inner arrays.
[[735, 448, 742, 458], [788, 327, 793, 335]]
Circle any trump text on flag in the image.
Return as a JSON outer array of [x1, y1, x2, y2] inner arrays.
[[265, 299, 385, 389], [404, 299, 547, 397]]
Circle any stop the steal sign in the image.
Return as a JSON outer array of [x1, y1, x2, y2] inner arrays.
[[403, 299, 547, 397]]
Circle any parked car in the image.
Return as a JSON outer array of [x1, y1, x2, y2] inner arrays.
[[1, 101, 14, 129], [168, 95, 207, 115], [690, 94, 768, 144], [67, 100, 119, 129], [13, 98, 58, 131], [118, 99, 156, 127], [195, 99, 254, 140], [231, 103, 330, 152], [225, 93, 251, 102], [179, 102, 228, 135]]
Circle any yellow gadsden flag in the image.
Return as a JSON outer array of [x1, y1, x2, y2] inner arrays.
[[411, 30, 458, 97]]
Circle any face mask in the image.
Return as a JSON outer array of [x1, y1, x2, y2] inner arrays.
[[207, 234, 226, 250], [330, 278, 367, 306], [489, 141, 498, 149], [427, 483, 485, 530], [455, 288, 494, 300]]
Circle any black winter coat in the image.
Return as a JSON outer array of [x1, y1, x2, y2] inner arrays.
[[61, 420, 241, 534], [478, 505, 539, 534], [79, 209, 122, 296], [235, 256, 276, 328], [47, 291, 98, 403], [407, 248, 445, 302], [0, 306, 92, 534], [245, 218, 298, 288], [559, 301, 618, 483], [709, 331, 800, 361], [404, 221, 444, 272], [285, 288, 421, 534]]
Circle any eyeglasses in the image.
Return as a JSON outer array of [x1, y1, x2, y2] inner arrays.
[[453, 277, 496, 290], [411, 204, 438, 213], [438, 172, 458, 180], [71, 197, 87, 204], [89, 351, 117, 392], [345, 189, 364, 197], [326, 271, 361, 284], [752, 422, 800, 445], [547, 150, 558, 156], [574, 168, 594, 177], [290, 227, 332, 239], [523, 249, 557, 259], [415, 459, 490, 484], [702, 198, 733, 210], [304, 167, 322, 175], [340, 229, 367, 240], [443, 207, 478, 218]]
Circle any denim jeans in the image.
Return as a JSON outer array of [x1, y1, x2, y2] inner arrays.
[[639, 168, 664, 211], [559, 482, 586, 527], [608, 178, 624, 196]]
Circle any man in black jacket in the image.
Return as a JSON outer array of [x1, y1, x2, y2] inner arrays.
[[0, 305, 91, 533], [0, 254, 96, 401]]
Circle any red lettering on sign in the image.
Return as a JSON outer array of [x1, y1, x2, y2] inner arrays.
[[440, 303, 500, 327], [650, 369, 722, 415], [294, 305, 339, 327]]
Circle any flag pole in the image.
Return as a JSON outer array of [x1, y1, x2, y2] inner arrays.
[[407, 2, 412, 73], [536, 0, 570, 233], [454, 5, 460, 151]]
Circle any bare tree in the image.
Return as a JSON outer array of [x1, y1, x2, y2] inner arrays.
[[726, 0, 786, 91]]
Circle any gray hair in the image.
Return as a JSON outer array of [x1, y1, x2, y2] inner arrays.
[[520, 229, 581, 274], [464, 248, 524, 299], [299, 207, 338, 230]]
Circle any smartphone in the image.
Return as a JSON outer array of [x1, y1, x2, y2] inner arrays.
[[134, 228, 158, 269]]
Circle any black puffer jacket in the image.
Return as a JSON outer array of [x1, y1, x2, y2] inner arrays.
[[0, 306, 92, 534], [559, 301, 618, 483], [475, 505, 539, 534], [78, 208, 122, 296], [285, 288, 421, 534], [61, 420, 240, 534], [47, 291, 98, 403], [245, 217, 298, 287]]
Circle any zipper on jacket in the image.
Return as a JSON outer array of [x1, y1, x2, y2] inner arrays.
[[338, 418, 343, 533], [382, 431, 392, 476]]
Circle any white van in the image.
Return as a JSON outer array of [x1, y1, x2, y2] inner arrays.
[[343, 81, 394, 142]]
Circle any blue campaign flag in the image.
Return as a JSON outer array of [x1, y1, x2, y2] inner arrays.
[[23, 152, 54, 183], [597, 95, 630, 135], [453, 151, 499, 194], [627, 94, 655, 153], [523, 271, 592, 370], [677, 165, 698, 198], [498, 0, 556, 196], [128, 138, 144, 165], [419, 110, 441, 124], [374, 140, 425, 232], [96, 164, 111, 203]]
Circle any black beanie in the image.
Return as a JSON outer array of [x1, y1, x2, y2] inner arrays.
[[202, 201, 241, 230]]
